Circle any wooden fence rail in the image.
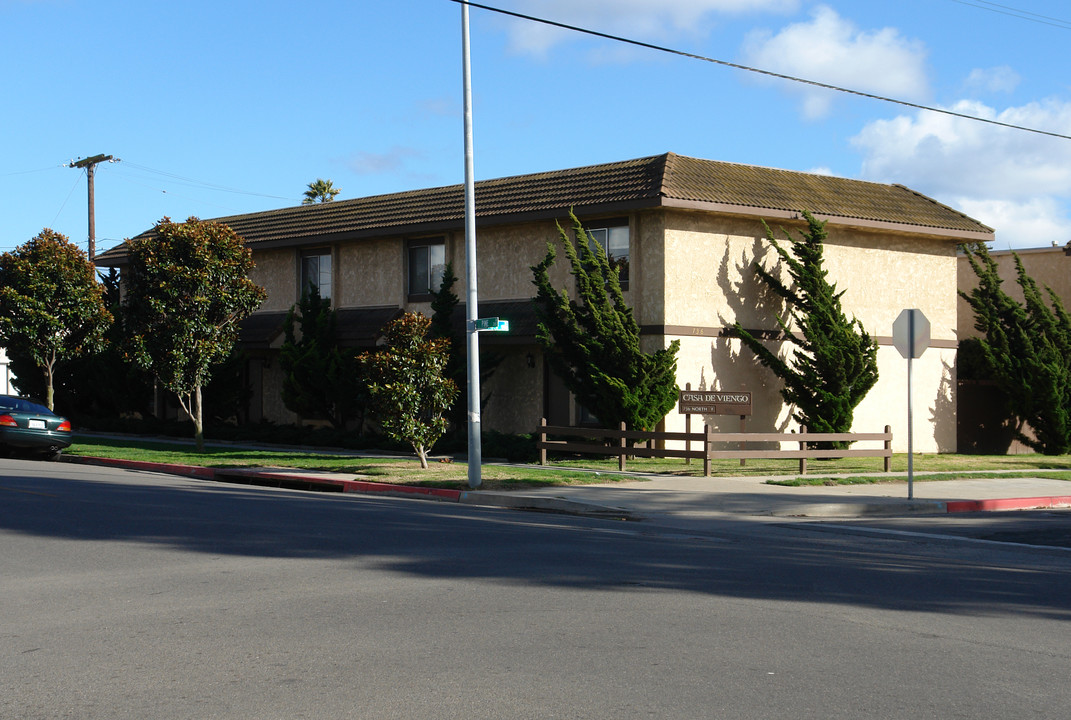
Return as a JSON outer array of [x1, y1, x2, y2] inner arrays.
[[537, 418, 892, 476]]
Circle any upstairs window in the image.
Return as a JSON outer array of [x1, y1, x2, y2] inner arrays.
[[408, 238, 446, 299], [301, 249, 332, 301], [585, 218, 629, 289]]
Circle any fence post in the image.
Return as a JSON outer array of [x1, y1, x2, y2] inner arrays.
[[884, 424, 892, 473], [739, 414, 747, 467], [619, 421, 627, 472], [799, 425, 807, 475], [539, 417, 547, 466], [684, 382, 691, 465], [704, 424, 712, 477]]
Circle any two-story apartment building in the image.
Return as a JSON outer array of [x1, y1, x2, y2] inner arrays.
[[98, 152, 994, 452]]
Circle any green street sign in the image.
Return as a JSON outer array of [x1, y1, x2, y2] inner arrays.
[[473, 317, 509, 332]]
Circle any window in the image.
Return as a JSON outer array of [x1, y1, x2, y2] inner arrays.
[[585, 219, 629, 289], [408, 238, 446, 298], [301, 249, 332, 301]]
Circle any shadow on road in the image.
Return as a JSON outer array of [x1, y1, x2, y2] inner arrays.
[[2, 463, 1070, 621]]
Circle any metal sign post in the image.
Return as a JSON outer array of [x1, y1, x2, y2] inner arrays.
[[892, 309, 930, 499]]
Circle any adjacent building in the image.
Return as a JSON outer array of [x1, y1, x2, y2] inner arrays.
[[98, 152, 994, 452], [957, 242, 1071, 452]]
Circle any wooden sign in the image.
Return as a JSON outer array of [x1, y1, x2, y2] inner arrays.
[[678, 390, 752, 416]]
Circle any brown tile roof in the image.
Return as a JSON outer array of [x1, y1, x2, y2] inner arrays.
[[97, 152, 992, 264]]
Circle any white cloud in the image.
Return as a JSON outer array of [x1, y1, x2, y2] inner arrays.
[[956, 197, 1070, 249], [741, 5, 928, 119], [852, 99, 1071, 248], [965, 66, 1020, 94], [498, 0, 798, 57], [349, 146, 424, 175]]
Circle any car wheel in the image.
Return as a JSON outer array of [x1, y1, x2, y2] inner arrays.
[[39, 448, 63, 462]]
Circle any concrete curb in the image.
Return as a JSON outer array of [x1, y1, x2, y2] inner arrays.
[[61, 454, 1071, 520], [770, 500, 950, 518], [459, 490, 637, 520], [946, 496, 1071, 513], [63, 455, 628, 518]]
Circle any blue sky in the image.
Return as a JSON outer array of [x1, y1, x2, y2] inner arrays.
[[3, 0, 1070, 255]]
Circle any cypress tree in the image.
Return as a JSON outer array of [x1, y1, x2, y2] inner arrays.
[[960, 243, 1071, 454], [733, 212, 879, 447], [531, 212, 679, 431], [279, 286, 361, 428]]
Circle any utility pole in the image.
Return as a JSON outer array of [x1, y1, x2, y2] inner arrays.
[[461, 3, 483, 489], [69, 154, 118, 260]]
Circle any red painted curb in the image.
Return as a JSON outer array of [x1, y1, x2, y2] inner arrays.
[[946, 496, 1071, 513], [73, 455, 217, 481], [67, 456, 462, 502], [224, 469, 462, 500]]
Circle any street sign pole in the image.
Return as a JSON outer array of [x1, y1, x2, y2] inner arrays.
[[893, 309, 930, 500], [907, 336, 914, 500], [462, 3, 482, 489]]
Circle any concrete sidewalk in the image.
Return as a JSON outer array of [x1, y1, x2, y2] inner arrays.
[[495, 473, 1071, 521], [65, 453, 1071, 522]]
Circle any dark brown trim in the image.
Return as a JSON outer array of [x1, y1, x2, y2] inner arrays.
[[645, 324, 958, 348]]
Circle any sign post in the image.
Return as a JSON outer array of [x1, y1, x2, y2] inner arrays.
[[892, 309, 930, 499]]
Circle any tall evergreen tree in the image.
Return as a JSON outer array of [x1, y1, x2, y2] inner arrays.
[[733, 212, 878, 446], [429, 262, 501, 428], [531, 212, 679, 431], [279, 286, 360, 428], [960, 243, 1071, 454]]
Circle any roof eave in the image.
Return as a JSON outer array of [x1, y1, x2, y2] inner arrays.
[[659, 197, 995, 243]]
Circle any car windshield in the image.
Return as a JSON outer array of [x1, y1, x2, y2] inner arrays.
[[0, 396, 54, 415]]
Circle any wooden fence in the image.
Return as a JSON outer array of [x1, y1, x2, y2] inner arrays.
[[537, 418, 892, 476]]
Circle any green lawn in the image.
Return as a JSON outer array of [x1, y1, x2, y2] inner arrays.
[[65, 434, 1071, 491]]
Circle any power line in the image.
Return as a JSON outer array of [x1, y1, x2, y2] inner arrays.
[[119, 162, 293, 201], [453, 0, 1071, 142], [948, 0, 1071, 30]]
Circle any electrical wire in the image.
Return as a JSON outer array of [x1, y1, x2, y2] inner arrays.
[[452, 0, 1071, 141], [948, 0, 1071, 30], [118, 162, 293, 201], [50, 174, 83, 230]]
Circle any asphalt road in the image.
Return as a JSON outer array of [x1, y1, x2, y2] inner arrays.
[[816, 510, 1071, 549], [2, 458, 1070, 719]]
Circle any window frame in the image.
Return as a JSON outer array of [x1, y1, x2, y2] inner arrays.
[[299, 247, 333, 302], [406, 237, 447, 301], [582, 217, 630, 290]]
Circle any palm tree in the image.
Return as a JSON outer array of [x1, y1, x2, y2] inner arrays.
[[302, 178, 340, 204]]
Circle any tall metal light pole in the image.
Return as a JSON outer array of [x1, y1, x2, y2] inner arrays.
[[462, 2, 483, 489], [69, 153, 117, 260]]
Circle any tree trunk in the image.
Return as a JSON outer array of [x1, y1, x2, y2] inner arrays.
[[193, 384, 205, 453], [416, 444, 429, 469], [41, 350, 59, 410]]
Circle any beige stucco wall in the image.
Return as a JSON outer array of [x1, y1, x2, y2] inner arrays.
[[481, 349, 544, 435], [659, 210, 960, 453], [338, 237, 403, 309], [249, 247, 296, 312], [457, 221, 584, 303], [958, 246, 1071, 340]]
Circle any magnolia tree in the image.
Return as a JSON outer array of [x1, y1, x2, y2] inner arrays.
[[359, 312, 458, 469], [0, 229, 111, 409], [123, 217, 265, 451]]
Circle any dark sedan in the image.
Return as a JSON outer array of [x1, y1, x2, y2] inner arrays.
[[0, 395, 72, 459]]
